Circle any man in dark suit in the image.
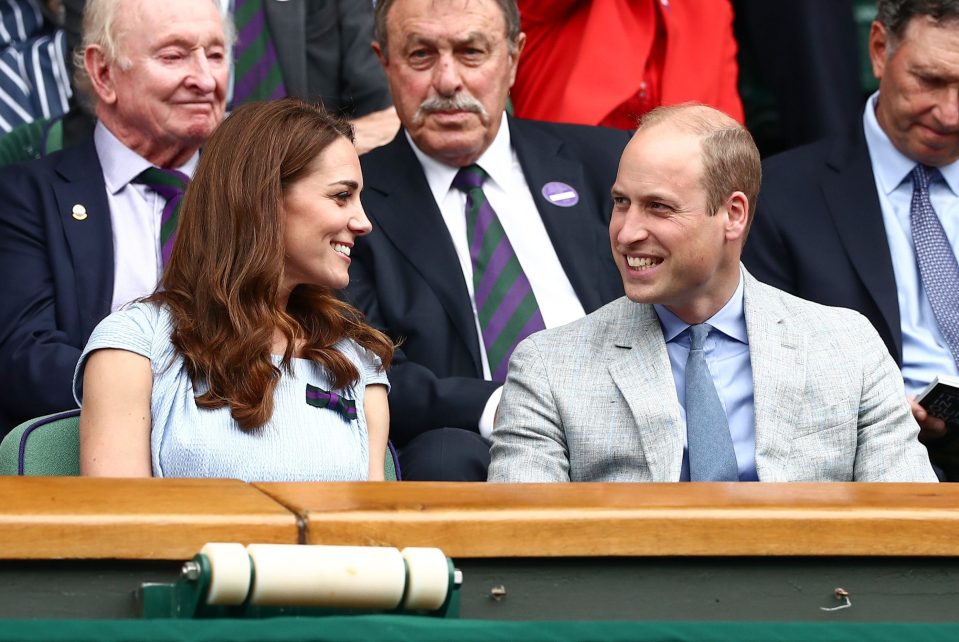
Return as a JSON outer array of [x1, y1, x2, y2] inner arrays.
[[260, 0, 399, 154], [0, 0, 228, 436], [742, 0, 959, 474], [346, 0, 629, 480]]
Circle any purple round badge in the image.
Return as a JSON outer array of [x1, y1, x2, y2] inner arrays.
[[541, 181, 579, 208]]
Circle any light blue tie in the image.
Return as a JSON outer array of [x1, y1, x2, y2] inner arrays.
[[911, 165, 959, 367], [686, 324, 739, 481]]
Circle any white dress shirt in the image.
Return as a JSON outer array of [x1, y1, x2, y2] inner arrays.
[[862, 91, 959, 394], [94, 122, 198, 312], [408, 114, 587, 435]]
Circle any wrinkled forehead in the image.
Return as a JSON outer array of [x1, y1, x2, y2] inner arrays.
[[114, 0, 225, 49], [387, 0, 508, 33]]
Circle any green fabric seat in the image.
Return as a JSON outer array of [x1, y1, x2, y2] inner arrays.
[[0, 409, 81, 476], [0, 117, 63, 167], [0, 408, 399, 479]]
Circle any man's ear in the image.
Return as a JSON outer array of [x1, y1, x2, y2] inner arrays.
[[869, 21, 890, 82], [723, 191, 749, 243], [507, 32, 526, 87], [85, 46, 117, 105], [372, 40, 388, 68]]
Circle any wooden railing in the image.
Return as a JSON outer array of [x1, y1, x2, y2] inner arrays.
[[2, 479, 958, 559]]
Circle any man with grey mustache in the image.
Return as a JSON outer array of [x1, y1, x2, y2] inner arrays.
[[346, 0, 630, 480]]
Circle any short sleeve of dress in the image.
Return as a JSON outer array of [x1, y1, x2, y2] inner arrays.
[[359, 344, 390, 391], [73, 301, 164, 404]]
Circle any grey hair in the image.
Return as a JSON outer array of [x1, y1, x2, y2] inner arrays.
[[73, 0, 234, 104], [876, 0, 959, 42], [373, 0, 521, 59]]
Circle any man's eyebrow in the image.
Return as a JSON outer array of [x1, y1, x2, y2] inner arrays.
[[402, 31, 491, 49]]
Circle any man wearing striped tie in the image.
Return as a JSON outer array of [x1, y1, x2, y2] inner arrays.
[[0, 0, 229, 436], [347, 0, 631, 480]]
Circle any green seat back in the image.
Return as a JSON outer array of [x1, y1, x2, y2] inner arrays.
[[0, 410, 81, 476], [0, 408, 400, 479]]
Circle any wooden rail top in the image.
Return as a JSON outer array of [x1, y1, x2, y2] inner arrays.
[[256, 482, 959, 558], [0, 477, 299, 559], [1, 480, 958, 560]]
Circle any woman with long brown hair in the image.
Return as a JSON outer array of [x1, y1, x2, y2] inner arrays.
[[74, 98, 393, 480]]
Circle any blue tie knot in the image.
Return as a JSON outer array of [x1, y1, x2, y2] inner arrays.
[[689, 323, 711, 351], [912, 164, 939, 192], [452, 164, 488, 192]]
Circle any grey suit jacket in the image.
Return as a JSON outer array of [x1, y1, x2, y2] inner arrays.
[[488, 271, 937, 482]]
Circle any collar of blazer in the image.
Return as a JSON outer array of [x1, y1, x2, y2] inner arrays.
[[603, 270, 804, 481]]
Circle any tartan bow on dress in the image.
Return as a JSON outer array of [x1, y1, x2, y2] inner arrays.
[[305, 384, 357, 421]]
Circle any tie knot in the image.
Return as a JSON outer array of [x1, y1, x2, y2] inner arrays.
[[688, 323, 711, 351], [134, 167, 189, 195], [452, 164, 488, 192], [912, 164, 939, 191]]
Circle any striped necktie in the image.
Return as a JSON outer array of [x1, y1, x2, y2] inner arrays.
[[911, 164, 959, 366], [452, 164, 545, 381], [133, 167, 189, 266], [232, 0, 286, 104], [685, 324, 739, 482]]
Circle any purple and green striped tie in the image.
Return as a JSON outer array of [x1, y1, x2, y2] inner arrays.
[[452, 164, 546, 381], [133, 167, 189, 266], [232, 0, 286, 104]]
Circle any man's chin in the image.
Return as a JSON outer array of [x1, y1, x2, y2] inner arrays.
[[412, 130, 487, 166]]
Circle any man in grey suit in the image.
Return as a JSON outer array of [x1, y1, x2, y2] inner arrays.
[[488, 104, 937, 483]]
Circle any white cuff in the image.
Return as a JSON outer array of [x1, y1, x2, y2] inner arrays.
[[478, 387, 504, 439]]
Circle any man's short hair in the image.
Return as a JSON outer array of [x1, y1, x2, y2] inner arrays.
[[373, 0, 522, 59], [876, 0, 959, 40], [637, 103, 761, 233]]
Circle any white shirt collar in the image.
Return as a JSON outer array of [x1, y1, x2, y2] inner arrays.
[[94, 121, 199, 196], [863, 90, 959, 195], [407, 112, 513, 201]]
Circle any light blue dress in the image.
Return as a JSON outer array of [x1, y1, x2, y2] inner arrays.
[[73, 301, 389, 481]]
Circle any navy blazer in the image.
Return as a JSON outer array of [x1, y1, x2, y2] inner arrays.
[[347, 117, 629, 446], [742, 124, 902, 364], [0, 140, 114, 435]]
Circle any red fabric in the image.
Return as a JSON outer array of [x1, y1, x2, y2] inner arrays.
[[513, 0, 744, 128]]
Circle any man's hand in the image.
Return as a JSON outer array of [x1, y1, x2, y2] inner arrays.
[[352, 106, 401, 155], [909, 395, 948, 440]]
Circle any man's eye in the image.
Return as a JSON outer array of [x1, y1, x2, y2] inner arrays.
[[648, 202, 672, 213]]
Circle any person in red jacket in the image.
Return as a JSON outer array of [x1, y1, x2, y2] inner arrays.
[[512, 0, 744, 128]]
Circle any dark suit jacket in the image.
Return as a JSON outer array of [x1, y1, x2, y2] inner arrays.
[[265, 0, 391, 117], [347, 117, 630, 447], [741, 123, 903, 364], [0, 140, 113, 435]]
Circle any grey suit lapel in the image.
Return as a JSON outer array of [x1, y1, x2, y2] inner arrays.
[[606, 301, 684, 481], [744, 271, 806, 481]]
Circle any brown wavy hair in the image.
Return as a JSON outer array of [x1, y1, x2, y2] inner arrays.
[[148, 98, 393, 430]]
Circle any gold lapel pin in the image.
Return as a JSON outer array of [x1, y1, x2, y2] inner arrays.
[[72, 204, 87, 221]]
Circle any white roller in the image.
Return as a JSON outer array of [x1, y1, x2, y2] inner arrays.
[[401, 547, 451, 611], [246, 544, 407, 609], [199, 542, 252, 606]]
